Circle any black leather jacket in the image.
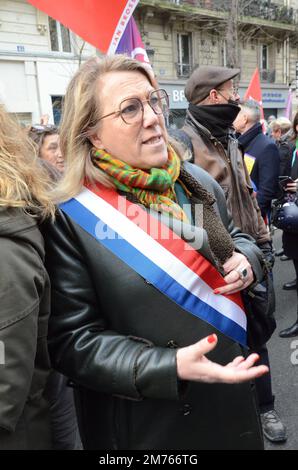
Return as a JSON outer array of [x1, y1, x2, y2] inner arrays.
[[43, 163, 264, 450]]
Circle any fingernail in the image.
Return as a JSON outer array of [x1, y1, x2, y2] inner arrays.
[[213, 289, 220, 294], [207, 334, 216, 344]]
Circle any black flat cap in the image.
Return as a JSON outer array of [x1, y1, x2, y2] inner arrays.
[[185, 65, 240, 104]]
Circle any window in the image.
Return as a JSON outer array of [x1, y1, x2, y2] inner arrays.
[[168, 109, 186, 130], [259, 44, 275, 82], [177, 33, 192, 77], [261, 44, 268, 70], [51, 96, 63, 125], [49, 17, 71, 53]]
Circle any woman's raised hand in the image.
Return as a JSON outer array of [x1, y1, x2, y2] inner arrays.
[[176, 334, 269, 384]]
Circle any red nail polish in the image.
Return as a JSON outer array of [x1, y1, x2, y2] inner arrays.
[[213, 289, 220, 294], [207, 334, 216, 344]]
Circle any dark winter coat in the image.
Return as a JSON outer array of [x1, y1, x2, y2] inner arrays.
[[277, 131, 295, 177], [283, 152, 298, 260], [0, 207, 52, 450], [182, 115, 270, 245], [238, 123, 280, 218], [43, 163, 264, 450]]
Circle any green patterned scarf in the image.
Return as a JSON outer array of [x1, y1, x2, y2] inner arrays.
[[91, 145, 189, 222]]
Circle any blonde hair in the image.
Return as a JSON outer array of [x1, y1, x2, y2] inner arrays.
[[53, 54, 163, 203], [0, 105, 55, 219], [269, 117, 291, 134], [276, 117, 291, 134]]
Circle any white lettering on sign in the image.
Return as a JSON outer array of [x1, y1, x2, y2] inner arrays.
[[172, 90, 185, 102]]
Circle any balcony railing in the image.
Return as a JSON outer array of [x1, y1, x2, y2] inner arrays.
[[167, 0, 296, 24], [260, 69, 276, 83], [242, 2, 295, 24], [176, 62, 192, 78]]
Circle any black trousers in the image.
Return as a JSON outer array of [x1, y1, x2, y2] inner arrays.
[[255, 259, 298, 412], [254, 344, 274, 413], [293, 259, 298, 302], [46, 371, 82, 450]]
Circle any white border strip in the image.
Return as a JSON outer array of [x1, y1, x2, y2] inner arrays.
[[107, 0, 140, 55]]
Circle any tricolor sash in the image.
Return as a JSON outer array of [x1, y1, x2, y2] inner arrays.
[[60, 183, 247, 346]]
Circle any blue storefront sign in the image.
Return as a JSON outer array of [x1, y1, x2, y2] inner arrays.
[[161, 82, 288, 127], [239, 87, 288, 109], [262, 90, 287, 107], [162, 83, 288, 110], [161, 83, 188, 109]]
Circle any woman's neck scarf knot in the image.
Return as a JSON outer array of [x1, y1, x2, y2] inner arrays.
[[91, 146, 189, 222]]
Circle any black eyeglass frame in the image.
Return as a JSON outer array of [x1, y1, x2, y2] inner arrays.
[[98, 89, 170, 125], [216, 86, 239, 97]]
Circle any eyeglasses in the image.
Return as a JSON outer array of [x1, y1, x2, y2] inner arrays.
[[98, 89, 169, 125], [217, 86, 239, 97]]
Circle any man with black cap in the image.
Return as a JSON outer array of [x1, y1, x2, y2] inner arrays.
[[182, 65, 267, 244], [181, 65, 286, 444]]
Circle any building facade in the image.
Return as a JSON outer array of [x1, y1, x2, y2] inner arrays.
[[0, 0, 96, 124], [136, 0, 298, 126], [1, 0, 298, 126]]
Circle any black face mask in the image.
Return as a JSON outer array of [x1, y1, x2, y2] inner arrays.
[[187, 103, 240, 147], [216, 89, 240, 108], [227, 98, 240, 107], [188, 102, 240, 128]]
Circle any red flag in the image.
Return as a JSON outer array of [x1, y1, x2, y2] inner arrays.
[[27, 0, 139, 53], [243, 67, 264, 120]]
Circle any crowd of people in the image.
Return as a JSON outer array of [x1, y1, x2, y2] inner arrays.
[[1, 54, 298, 450]]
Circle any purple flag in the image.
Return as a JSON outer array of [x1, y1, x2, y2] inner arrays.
[[285, 88, 293, 119], [115, 16, 150, 65]]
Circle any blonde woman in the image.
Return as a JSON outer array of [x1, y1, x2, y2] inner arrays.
[[0, 105, 54, 449], [44, 56, 269, 450]]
